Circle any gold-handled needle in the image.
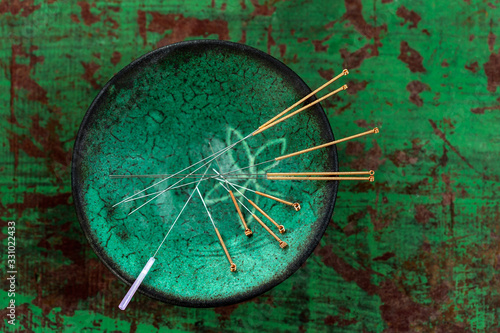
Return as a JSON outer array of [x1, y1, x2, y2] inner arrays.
[[246, 199, 285, 233], [259, 69, 349, 129], [267, 171, 374, 176], [196, 187, 236, 272], [218, 182, 287, 249], [215, 169, 286, 234], [275, 128, 379, 161], [229, 190, 253, 236], [253, 84, 348, 135], [214, 178, 300, 211], [267, 176, 375, 182]]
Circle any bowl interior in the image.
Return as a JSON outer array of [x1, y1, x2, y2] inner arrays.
[[72, 40, 338, 307]]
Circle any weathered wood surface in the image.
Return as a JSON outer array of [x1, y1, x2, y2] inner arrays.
[[1, 0, 499, 331]]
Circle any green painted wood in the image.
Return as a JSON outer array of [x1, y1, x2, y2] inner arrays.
[[1, 0, 499, 332]]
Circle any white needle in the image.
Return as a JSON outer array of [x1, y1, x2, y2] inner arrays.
[[118, 163, 211, 310]]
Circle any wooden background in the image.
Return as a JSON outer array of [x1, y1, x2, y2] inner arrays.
[[1, 0, 499, 332]]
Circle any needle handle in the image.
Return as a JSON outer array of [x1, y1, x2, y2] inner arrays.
[[119, 257, 156, 310]]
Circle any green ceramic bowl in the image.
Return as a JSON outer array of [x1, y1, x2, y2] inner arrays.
[[72, 40, 338, 307]]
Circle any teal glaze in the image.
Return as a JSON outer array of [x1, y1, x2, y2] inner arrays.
[[72, 40, 338, 307]]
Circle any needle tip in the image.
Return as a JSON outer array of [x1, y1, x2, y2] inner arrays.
[[373, 127, 379, 134], [342, 69, 349, 75], [343, 84, 348, 90]]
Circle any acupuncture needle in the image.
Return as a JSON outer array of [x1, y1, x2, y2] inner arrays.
[[118, 163, 212, 311], [253, 84, 348, 135], [259, 69, 349, 129], [218, 181, 287, 249], [196, 187, 237, 272], [213, 177, 301, 211], [215, 169, 285, 234], [267, 170, 375, 181]]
